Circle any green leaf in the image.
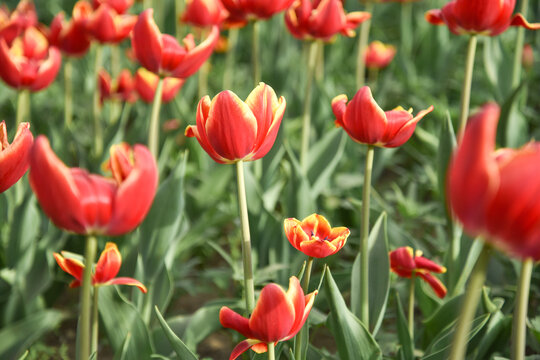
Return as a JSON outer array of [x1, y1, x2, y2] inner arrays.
[[436, 111, 456, 199], [497, 82, 527, 148], [154, 306, 197, 360], [7, 194, 39, 271], [423, 295, 464, 345], [396, 292, 414, 360], [308, 129, 346, 198]]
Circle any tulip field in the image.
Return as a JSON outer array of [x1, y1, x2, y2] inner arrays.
[[2, 0, 540, 359]]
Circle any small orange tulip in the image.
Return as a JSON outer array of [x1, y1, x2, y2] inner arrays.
[[86, 3, 136, 43], [364, 41, 396, 70], [0, 121, 33, 193]]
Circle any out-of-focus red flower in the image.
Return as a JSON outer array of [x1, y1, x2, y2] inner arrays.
[[220, 277, 317, 360], [284, 213, 350, 258], [132, 9, 219, 78], [522, 43, 534, 70], [390, 246, 447, 298], [48, 1, 93, 57], [447, 103, 540, 261], [426, 0, 540, 36], [185, 82, 285, 164], [29, 137, 158, 236], [332, 86, 433, 148], [364, 41, 396, 69], [181, 0, 229, 28], [221, 0, 295, 21], [285, 0, 370, 41], [92, 0, 134, 14], [0, 121, 33, 193], [0, 27, 62, 91], [0, 0, 37, 45], [134, 67, 184, 104], [99, 68, 137, 104], [86, 3, 136, 43], [54, 242, 147, 292]]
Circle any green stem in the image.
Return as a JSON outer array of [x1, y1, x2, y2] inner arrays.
[[400, 2, 413, 59], [16, 89, 30, 126], [294, 257, 314, 360], [356, 3, 373, 88], [408, 275, 415, 340], [148, 78, 164, 159], [267, 342, 275, 360], [79, 235, 97, 360], [93, 45, 103, 158], [300, 41, 321, 174], [511, 0, 529, 89], [143, 0, 152, 9], [64, 59, 73, 128], [91, 287, 100, 359], [175, 0, 185, 40], [198, 31, 210, 99], [457, 35, 477, 141], [236, 160, 255, 313], [252, 21, 261, 85], [449, 244, 491, 360], [511, 257, 533, 360], [223, 28, 239, 89], [109, 45, 121, 124]]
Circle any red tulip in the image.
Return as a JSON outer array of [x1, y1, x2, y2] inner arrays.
[[99, 68, 138, 104], [285, 0, 370, 41], [92, 0, 134, 14], [132, 9, 219, 78], [332, 86, 433, 148], [54, 242, 147, 292], [448, 103, 540, 261], [221, 0, 295, 21], [0, 0, 37, 45], [284, 213, 350, 258], [0, 121, 33, 193], [86, 3, 136, 43], [181, 0, 229, 28], [390, 246, 447, 298], [48, 1, 93, 57], [426, 0, 540, 36], [220, 277, 317, 360], [185, 82, 285, 164], [364, 41, 396, 70], [29, 137, 158, 236], [134, 67, 184, 104]]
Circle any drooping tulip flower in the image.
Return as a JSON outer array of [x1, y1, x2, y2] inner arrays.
[[132, 9, 219, 78], [285, 0, 371, 41], [448, 103, 540, 261], [221, 0, 295, 21], [54, 242, 147, 292], [29, 137, 158, 236], [220, 277, 317, 359], [0, 27, 62, 92], [0, 0, 37, 45], [86, 3, 136, 43], [0, 121, 33, 193], [364, 41, 396, 70], [134, 67, 184, 104], [185, 82, 285, 164], [48, 1, 93, 57], [181, 0, 229, 28], [390, 246, 447, 298], [92, 0, 134, 14], [99, 68, 138, 104], [284, 213, 350, 258], [331, 86, 433, 148], [425, 0, 540, 36]]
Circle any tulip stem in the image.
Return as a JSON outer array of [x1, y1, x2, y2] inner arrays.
[[457, 35, 477, 141], [511, 257, 533, 360], [511, 0, 529, 89], [408, 275, 415, 340], [223, 28, 239, 89], [110, 45, 121, 124], [400, 2, 413, 60], [79, 235, 97, 360], [91, 286, 100, 359], [236, 160, 255, 313], [16, 89, 30, 126], [449, 243, 491, 360], [148, 78, 164, 159], [252, 21, 261, 85], [175, 0, 185, 40], [267, 342, 275, 360], [294, 256, 314, 360], [64, 59, 73, 128], [356, 2, 373, 88], [93, 45, 104, 158], [198, 31, 210, 100]]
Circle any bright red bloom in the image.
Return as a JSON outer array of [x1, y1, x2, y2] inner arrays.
[[0, 0, 37, 45], [99, 68, 138, 104], [364, 41, 396, 70], [220, 277, 317, 360], [86, 3, 136, 43], [425, 0, 540, 36], [284, 213, 350, 258], [48, 1, 93, 57], [134, 67, 184, 104], [220, 0, 295, 22], [185, 82, 285, 164], [285, 0, 370, 41], [0, 121, 33, 193], [181, 0, 229, 28], [0, 27, 62, 91], [29, 137, 158, 236], [448, 103, 540, 261], [54, 242, 147, 292], [332, 86, 433, 148], [92, 0, 134, 14], [132, 9, 219, 78], [390, 246, 447, 298]]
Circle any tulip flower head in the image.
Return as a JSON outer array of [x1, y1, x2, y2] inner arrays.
[[0, 0, 37, 45], [29, 137, 158, 236], [426, 0, 540, 36], [48, 1, 93, 57], [390, 246, 447, 298], [220, 277, 317, 360], [185, 82, 285, 164], [86, 3, 136, 43], [92, 0, 134, 14], [181, 0, 229, 28], [0, 121, 33, 193], [284, 213, 350, 258], [134, 67, 184, 104], [54, 242, 147, 292], [448, 103, 540, 261], [221, 0, 295, 22], [332, 86, 433, 148], [99, 68, 138, 104], [364, 41, 396, 70]]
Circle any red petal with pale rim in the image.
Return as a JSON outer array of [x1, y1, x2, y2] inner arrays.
[[308, 0, 346, 39], [250, 94, 285, 161], [343, 86, 386, 145], [0, 121, 33, 193], [415, 256, 446, 274], [383, 105, 433, 148], [389, 246, 415, 277], [285, 276, 305, 334], [0, 39, 22, 89], [284, 218, 307, 250], [106, 277, 147, 293], [219, 306, 254, 339], [132, 9, 163, 74], [171, 25, 219, 78], [418, 272, 447, 298], [30, 46, 61, 92], [331, 94, 347, 127], [510, 13, 540, 30], [229, 339, 263, 360], [94, 242, 122, 283], [282, 289, 317, 340], [53, 253, 85, 281]]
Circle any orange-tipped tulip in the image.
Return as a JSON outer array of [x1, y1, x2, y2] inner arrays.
[[364, 41, 396, 70], [448, 103, 540, 261], [99, 68, 137, 104], [390, 246, 447, 298], [132, 9, 219, 78], [48, 1, 93, 57], [332, 86, 433, 148], [134, 67, 184, 104], [0, 121, 33, 193], [181, 0, 229, 28], [92, 0, 134, 14], [0, 0, 37, 45], [29, 137, 158, 236], [86, 3, 136, 43], [426, 0, 540, 36], [185, 82, 285, 164], [284, 214, 350, 258], [220, 277, 317, 360], [54, 242, 147, 292]]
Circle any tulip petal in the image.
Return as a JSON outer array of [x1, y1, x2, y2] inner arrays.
[[0, 39, 22, 89], [308, 0, 346, 39], [417, 272, 447, 299], [299, 238, 337, 258], [343, 86, 387, 145], [414, 256, 446, 274], [161, 77, 184, 103], [105, 277, 147, 293], [132, 9, 163, 74], [94, 242, 122, 283], [229, 339, 263, 360], [251, 95, 285, 161], [219, 306, 254, 339], [30, 47, 62, 92], [171, 25, 219, 78], [245, 83, 276, 150], [510, 14, 540, 30], [331, 94, 347, 127], [285, 277, 306, 334], [53, 253, 85, 282], [0, 122, 33, 193], [284, 218, 308, 250], [389, 246, 415, 277], [282, 289, 317, 341], [383, 105, 433, 148]]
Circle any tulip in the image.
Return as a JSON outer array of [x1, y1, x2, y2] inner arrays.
[[181, 0, 229, 28], [221, 0, 295, 20], [185, 82, 285, 164], [29, 136, 158, 236], [220, 277, 317, 360], [99, 68, 138, 104], [284, 214, 350, 258], [134, 67, 184, 104], [425, 0, 540, 36], [285, 0, 371, 41], [54, 242, 147, 292], [48, 1, 93, 57], [0, 121, 33, 193], [364, 40, 396, 70], [332, 86, 433, 148], [86, 4, 136, 44], [0, 0, 37, 45], [132, 9, 219, 78], [92, 0, 134, 14]]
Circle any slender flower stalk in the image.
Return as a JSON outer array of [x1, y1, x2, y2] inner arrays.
[[267, 342, 276, 360], [408, 275, 415, 339], [223, 28, 239, 89], [148, 78, 164, 158], [511, 257, 533, 360], [16, 89, 30, 126], [64, 59, 73, 128], [92, 287, 100, 358], [300, 40, 320, 173], [93, 45, 104, 157], [252, 21, 261, 85], [400, 2, 412, 60], [79, 235, 98, 360], [176, 0, 186, 39], [359, 145, 374, 324], [198, 31, 210, 100], [356, 3, 373, 88], [109, 45, 121, 124], [294, 256, 314, 360], [457, 35, 477, 141]]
